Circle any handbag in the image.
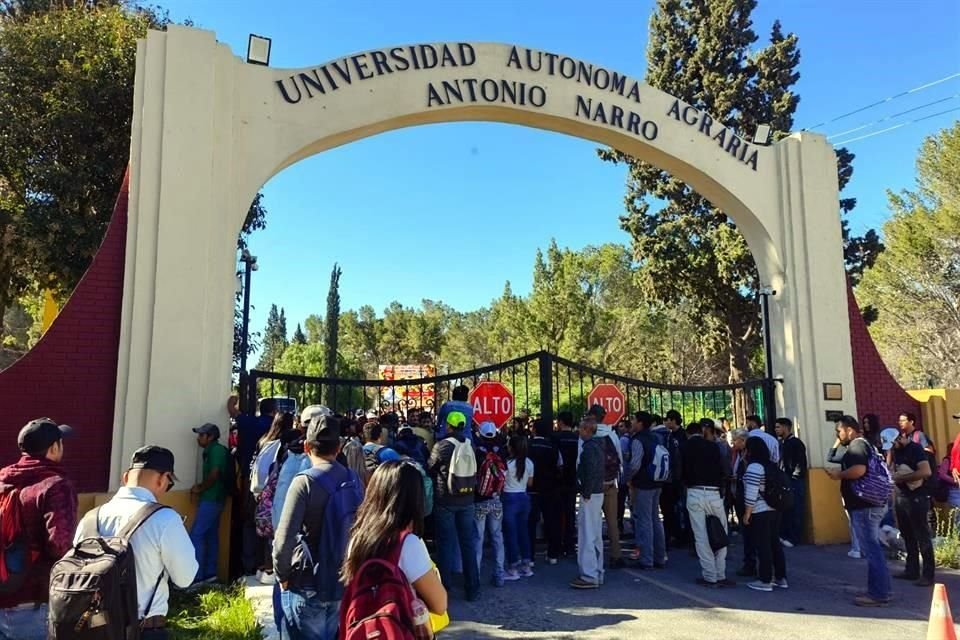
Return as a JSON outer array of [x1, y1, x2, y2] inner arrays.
[[706, 514, 728, 551]]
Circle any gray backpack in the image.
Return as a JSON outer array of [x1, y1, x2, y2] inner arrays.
[[48, 502, 169, 639]]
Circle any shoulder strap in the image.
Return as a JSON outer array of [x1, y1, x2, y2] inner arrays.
[[117, 502, 168, 541], [387, 531, 410, 565], [140, 569, 166, 624]]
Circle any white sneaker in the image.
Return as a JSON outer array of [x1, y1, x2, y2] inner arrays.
[[747, 580, 774, 592], [774, 578, 789, 589], [520, 565, 534, 578], [258, 570, 274, 585], [547, 557, 559, 565], [847, 550, 863, 559], [503, 570, 521, 581], [780, 538, 794, 548]]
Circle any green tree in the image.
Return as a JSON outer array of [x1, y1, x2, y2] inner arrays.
[[857, 122, 960, 388], [323, 264, 342, 402], [256, 304, 287, 371], [233, 194, 268, 374], [601, 0, 876, 382], [304, 314, 324, 344], [0, 1, 166, 339], [292, 323, 307, 345]]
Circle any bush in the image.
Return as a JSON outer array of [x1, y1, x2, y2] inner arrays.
[[168, 581, 262, 640], [935, 507, 960, 569]]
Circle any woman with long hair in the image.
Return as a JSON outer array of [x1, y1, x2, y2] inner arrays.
[[501, 434, 534, 580], [259, 411, 296, 451], [742, 436, 787, 592], [341, 460, 447, 617]]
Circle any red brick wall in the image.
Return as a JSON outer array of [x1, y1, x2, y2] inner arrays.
[[0, 171, 128, 492], [847, 283, 921, 428]]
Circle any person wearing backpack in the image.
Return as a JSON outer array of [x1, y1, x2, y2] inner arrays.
[[274, 414, 364, 640], [426, 411, 480, 601], [0, 418, 77, 640], [363, 422, 401, 475], [473, 422, 507, 587], [527, 419, 562, 566], [393, 424, 430, 469], [570, 417, 605, 589], [627, 412, 667, 570], [502, 435, 534, 581], [826, 415, 892, 607], [890, 429, 935, 587], [741, 437, 788, 592], [60, 446, 197, 639], [340, 460, 448, 640]]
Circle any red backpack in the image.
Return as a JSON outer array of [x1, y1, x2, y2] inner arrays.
[[477, 450, 506, 498], [0, 487, 33, 593], [339, 533, 419, 640]]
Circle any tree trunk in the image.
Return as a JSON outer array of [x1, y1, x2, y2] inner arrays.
[[726, 310, 757, 427]]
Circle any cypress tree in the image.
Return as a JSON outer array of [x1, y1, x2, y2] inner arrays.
[[323, 264, 342, 406]]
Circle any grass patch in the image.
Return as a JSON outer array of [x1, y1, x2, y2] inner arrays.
[[935, 507, 960, 569], [168, 581, 262, 640]]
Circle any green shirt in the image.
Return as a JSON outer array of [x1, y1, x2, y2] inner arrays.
[[201, 441, 229, 503]]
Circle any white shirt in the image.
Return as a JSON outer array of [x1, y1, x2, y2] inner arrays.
[[504, 458, 534, 493], [74, 487, 198, 618], [398, 534, 433, 584], [747, 429, 781, 463]]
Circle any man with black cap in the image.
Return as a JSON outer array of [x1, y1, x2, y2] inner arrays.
[[0, 418, 77, 638], [274, 414, 363, 639], [74, 446, 197, 637], [189, 423, 229, 585]]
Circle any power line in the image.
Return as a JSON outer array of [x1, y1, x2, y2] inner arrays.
[[803, 71, 960, 130], [826, 95, 959, 139], [831, 106, 960, 146]]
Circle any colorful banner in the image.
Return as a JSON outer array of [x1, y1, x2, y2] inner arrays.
[[378, 364, 436, 410]]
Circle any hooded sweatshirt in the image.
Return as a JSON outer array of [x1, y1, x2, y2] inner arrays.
[[0, 455, 77, 606]]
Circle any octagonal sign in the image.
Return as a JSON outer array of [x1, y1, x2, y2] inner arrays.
[[469, 381, 514, 429], [587, 383, 626, 425]]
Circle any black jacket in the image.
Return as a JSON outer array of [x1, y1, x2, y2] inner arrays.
[[780, 435, 808, 480], [528, 436, 561, 494], [554, 431, 580, 489], [682, 435, 725, 489]]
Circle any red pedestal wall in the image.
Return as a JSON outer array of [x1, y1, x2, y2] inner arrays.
[[847, 283, 921, 427], [0, 172, 128, 493]]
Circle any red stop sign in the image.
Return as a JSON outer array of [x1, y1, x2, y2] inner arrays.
[[469, 381, 515, 429], [587, 383, 626, 425]]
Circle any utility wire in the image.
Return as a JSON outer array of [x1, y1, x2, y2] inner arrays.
[[827, 95, 959, 139], [804, 71, 960, 130], [832, 106, 960, 146]]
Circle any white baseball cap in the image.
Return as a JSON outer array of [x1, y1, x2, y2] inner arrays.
[[366, 409, 379, 420]]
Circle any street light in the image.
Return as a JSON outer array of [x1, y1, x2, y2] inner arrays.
[[247, 34, 272, 66], [239, 250, 258, 411], [753, 124, 772, 145], [759, 286, 777, 428]]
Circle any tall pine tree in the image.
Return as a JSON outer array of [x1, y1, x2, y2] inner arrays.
[[256, 303, 288, 371], [292, 323, 307, 345], [323, 264, 342, 406], [601, 0, 877, 382]]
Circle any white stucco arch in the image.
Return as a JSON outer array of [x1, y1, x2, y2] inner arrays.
[[113, 26, 855, 487]]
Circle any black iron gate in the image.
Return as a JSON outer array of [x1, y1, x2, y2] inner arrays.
[[241, 351, 778, 427]]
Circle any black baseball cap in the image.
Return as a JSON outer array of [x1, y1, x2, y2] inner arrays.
[[128, 445, 179, 482], [18, 418, 73, 455], [192, 423, 220, 439], [587, 404, 606, 420], [306, 415, 341, 444]]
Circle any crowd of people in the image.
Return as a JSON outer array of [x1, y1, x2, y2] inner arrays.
[[0, 395, 956, 639]]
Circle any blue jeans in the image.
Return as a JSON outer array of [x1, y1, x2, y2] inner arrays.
[[633, 488, 666, 567], [190, 499, 224, 581], [435, 503, 480, 597], [273, 582, 284, 635], [780, 477, 806, 544], [475, 496, 505, 582], [850, 506, 892, 600], [0, 604, 47, 640], [279, 589, 339, 640], [502, 492, 532, 567]]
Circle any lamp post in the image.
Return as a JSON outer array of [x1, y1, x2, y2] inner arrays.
[[759, 286, 776, 428], [239, 249, 258, 411]]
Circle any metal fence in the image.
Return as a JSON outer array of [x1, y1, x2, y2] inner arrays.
[[242, 351, 777, 427]]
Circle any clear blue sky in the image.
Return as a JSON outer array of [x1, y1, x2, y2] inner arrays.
[[161, 0, 960, 345]]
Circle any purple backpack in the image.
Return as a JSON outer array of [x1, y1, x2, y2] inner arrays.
[[851, 439, 894, 506]]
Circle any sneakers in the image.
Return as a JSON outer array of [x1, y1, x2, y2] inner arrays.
[[570, 577, 600, 589], [492, 576, 505, 588], [780, 538, 794, 548], [547, 557, 559, 566], [773, 578, 789, 589], [519, 564, 534, 578], [256, 570, 274, 585], [695, 578, 717, 588], [628, 549, 641, 561], [854, 594, 891, 607], [747, 580, 774, 592], [847, 550, 863, 559], [503, 570, 521, 582]]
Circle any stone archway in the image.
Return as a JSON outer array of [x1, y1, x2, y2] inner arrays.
[[114, 27, 856, 516]]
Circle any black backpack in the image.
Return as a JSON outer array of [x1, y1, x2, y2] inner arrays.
[[48, 502, 169, 639], [762, 463, 795, 512]]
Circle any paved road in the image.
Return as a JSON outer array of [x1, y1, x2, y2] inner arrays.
[[443, 531, 960, 640]]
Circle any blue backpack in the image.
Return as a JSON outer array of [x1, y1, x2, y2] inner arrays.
[[293, 465, 364, 599]]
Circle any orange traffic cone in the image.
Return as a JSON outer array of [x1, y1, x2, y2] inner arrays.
[[928, 583, 958, 640]]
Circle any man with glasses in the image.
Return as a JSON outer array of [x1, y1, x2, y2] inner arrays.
[[890, 428, 934, 586], [74, 446, 197, 638]]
